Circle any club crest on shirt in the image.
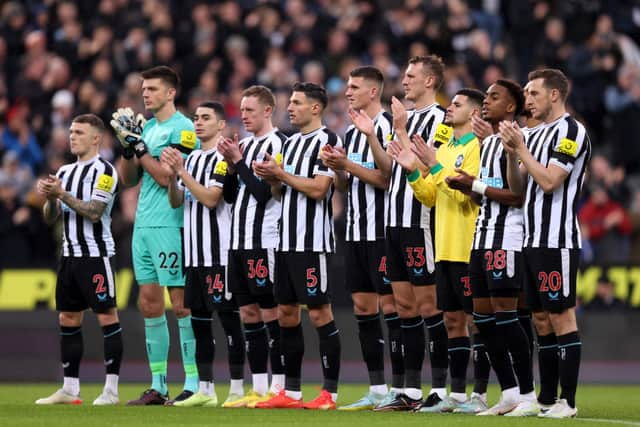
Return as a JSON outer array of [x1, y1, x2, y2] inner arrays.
[[455, 154, 464, 168]]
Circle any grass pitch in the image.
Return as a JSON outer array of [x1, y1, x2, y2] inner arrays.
[[0, 383, 639, 426]]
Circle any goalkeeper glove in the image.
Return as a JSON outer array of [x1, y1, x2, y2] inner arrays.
[[111, 109, 149, 158]]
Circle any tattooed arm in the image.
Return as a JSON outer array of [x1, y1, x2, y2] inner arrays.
[[38, 175, 107, 223]]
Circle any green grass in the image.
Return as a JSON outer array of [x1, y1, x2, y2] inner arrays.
[[0, 383, 639, 426]]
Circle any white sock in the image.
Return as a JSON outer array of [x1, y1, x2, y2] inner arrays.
[[503, 386, 520, 402], [199, 381, 214, 396], [104, 374, 119, 394], [470, 392, 487, 403], [404, 387, 422, 400], [285, 390, 302, 400], [521, 390, 537, 402], [252, 373, 269, 396], [450, 392, 467, 403], [390, 387, 404, 394], [229, 379, 244, 396], [270, 374, 285, 393], [63, 377, 80, 396], [370, 384, 388, 396], [429, 387, 447, 399], [331, 392, 338, 402]]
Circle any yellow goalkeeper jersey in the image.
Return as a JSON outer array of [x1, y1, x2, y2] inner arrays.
[[408, 132, 480, 263]]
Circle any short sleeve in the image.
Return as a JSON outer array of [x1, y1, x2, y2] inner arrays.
[[376, 112, 394, 149], [549, 119, 588, 173], [170, 125, 197, 157], [92, 172, 117, 203], [314, 132, 341, 178], [208, 157, 227, 188]]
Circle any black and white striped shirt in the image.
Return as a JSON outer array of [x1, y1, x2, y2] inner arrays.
[[57, 156, 117, 257], [523, 114, 591, 249], [230, 129, 287, 250], [473, 134, 523, 251], [279, 126, 341, 252], [179, 147, 231, 266], [345, 111, 393, 241], [388, 103, 446, 228]]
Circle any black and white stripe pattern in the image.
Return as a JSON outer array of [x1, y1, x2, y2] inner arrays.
[[523, 114, 591, 249], [388, 103, 446, 228], [230, 129, 287, 250], [57, 156, 117, 257], [179, 148, 231, 266], [345, 111, 392, 241], [473, 134, 523, 251], [279, 127, 341, 252]]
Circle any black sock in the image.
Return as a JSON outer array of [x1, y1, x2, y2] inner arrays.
[[537, 332, 559, 405], [384, 313, 404, 389], [60, 326, 83, 378], [557, 331, 581, 408], [266, 320, 284, 375], [473, 313, 517, 391], [518, 309, 535, 376], [448, 336, 471, 394], [317, 320, 341, 393], [401, 316, 424, 389], [518, 309, 534, 357], [472, 333, 490, 394], [281, 323, 304, 392], [218, 310, 245, 380], [102, 323, 123, 375], [356, 313, 385, 386], [244, 321, 268, 374], [424, 313, 448, 389], [496, 311, 534, 394], [191, 312, 214, 382]]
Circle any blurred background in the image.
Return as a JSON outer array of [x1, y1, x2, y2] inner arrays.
[[1, 0, 639, 383]]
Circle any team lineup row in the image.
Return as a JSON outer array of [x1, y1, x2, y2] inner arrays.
[[33, 58, 589, 419]]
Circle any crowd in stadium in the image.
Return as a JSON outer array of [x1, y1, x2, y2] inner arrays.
[[1, 1, 640, 283]]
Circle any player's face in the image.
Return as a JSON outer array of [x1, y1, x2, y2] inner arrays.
[[287, 91, 315, 128], [69, 122, 98, 158], [483, 84, 513, 123], [401, 62, 428, 102], [445, 94, 476, 127], [193, 107, 223, 141], [345, 76, 374, 110], [525, 78, 552, 121], [141, 78, 174, 113], [240, 96, 268, 134]]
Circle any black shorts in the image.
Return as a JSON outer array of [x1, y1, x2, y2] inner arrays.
[[275, 252, 331, 305], [228, 248, 277, 309], [469, 249, 522, 298], [185, 266, 237, 312], [56, 256, 117, 313], [522, 248, 579, 313], [385, 226, 435, 286], [435, 261, 473, 313], [345, 240, 393, 295]]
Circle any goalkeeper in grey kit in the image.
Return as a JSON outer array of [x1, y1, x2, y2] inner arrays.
[[111, 66, 200, 405]]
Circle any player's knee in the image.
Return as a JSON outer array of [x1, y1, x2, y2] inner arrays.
[[444, 311, 466, 335], [58, 311, 81, 326], [172, 304, 191, 319], [394, 297, 416, 317], [307, 305, 333, 327], [532, 311, 553, 335], [138, 297, 163, 317], [353, 300, 377, 316], [96, 309, 119, 326], [240, 304, 261, 323]]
